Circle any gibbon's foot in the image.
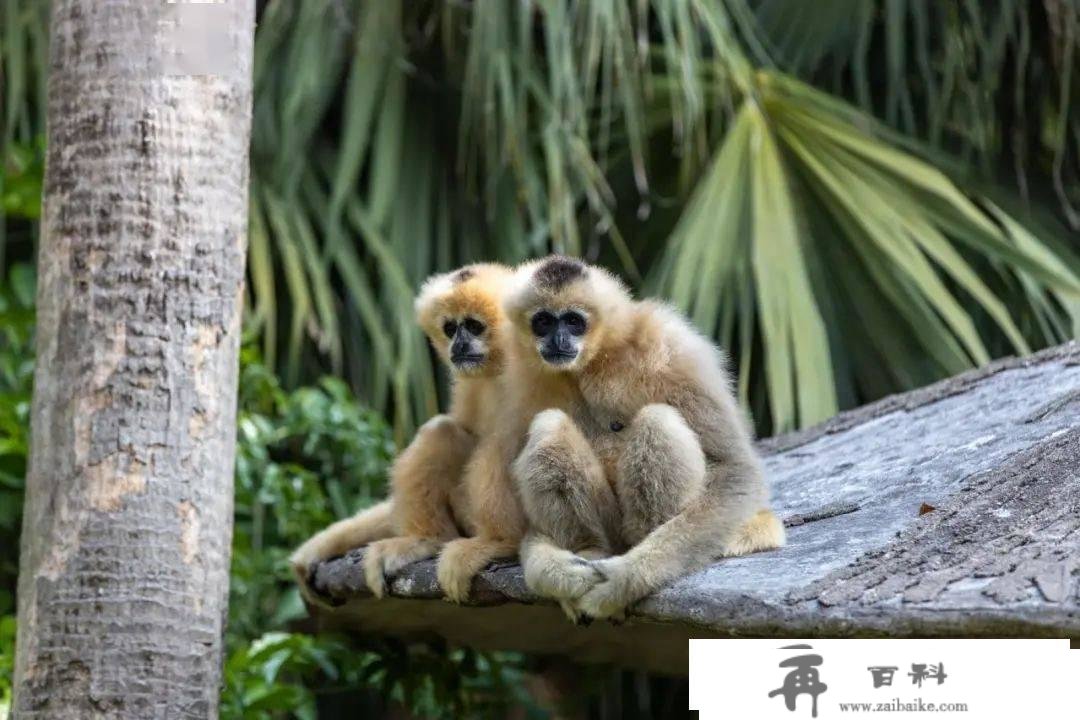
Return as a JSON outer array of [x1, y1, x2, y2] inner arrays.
[[530, 552, 604, 603], [436, 537, 515, 603], [291, 560, 344, 610], [569, 605, 593, 627], [573, 556, 637, 621], [363, 536, 444, 599]]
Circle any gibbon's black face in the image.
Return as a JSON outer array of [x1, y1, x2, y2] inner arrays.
[[530, 309, 588, 366], [443, 315, 489, 372]]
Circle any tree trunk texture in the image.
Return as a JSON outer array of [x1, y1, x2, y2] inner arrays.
[[309, 342, 1080, 674], [14, 2, 254, 718]]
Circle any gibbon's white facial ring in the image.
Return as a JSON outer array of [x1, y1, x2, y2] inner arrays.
[[444, 315, 489, 371], [530, 308, 588, 366]]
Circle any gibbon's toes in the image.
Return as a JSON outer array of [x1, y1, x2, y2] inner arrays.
[[436, 552, 474, 603], [559, 600, 579, 624], [438, 564, 473, 603], [576, 583, 623, 620], [576, 561, 632, 620], [363, 547, 389, 599], [294, 563, 344, 609], [538, 555, 604, 602]]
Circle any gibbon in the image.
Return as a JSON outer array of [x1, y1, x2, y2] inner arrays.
[[505, 256, 785, 621], [290, 263, 515, 600]]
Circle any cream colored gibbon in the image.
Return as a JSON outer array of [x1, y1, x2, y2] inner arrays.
[[505, 256, 785, 621], [290, 263, 517, 600]]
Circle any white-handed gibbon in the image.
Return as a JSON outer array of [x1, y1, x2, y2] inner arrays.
[[290, 263, 516, 600], [505, 256, 785, 621]]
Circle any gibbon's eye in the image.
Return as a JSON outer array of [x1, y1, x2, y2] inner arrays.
[[562, 311, 587, 336], [610, 421, 625, 432], [463, 317, 486, 336], [442, 320, 458, 339], [531, 311, 556, 337]]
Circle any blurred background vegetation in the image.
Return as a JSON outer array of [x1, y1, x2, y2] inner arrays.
[[1, 0, 1078, 717]]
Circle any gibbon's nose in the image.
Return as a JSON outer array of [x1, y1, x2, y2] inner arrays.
[[451, 330, 472, 358], [553, 327, 576, 355]]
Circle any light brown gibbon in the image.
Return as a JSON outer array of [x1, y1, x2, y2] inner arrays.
[[290, 263, 517, 601], [505, 256, 785, 621]]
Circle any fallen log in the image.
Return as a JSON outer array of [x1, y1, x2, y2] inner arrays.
[[308, 342, 1080, 673]]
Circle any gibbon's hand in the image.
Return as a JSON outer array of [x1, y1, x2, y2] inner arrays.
[[573, 556, 633, 622]]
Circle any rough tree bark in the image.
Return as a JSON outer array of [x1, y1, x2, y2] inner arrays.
[[14, 2, 255, 718]]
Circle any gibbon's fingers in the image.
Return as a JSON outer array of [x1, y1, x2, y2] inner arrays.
[[616, 403, 706, 546], [289, 499, 395, 577], [363, 536, 445, 599], [436, 536, 518, 603], [520, 530, 604, 603]]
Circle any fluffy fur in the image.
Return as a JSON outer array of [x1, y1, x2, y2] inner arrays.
[[290, 263, 515, 602], [507, 257, 785, 621]]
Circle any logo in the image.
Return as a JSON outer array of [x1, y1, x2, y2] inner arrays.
[[768, 644, 828, 717]]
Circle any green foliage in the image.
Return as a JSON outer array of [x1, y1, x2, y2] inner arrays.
[[1, 140, 42, 221], [0, 263, 33, 720], [226, 345, 537, 718], [0, 264, 33, 617], [0, 614, 14, 719], [229, 342, 396, 647], [221, 634, 536, 720], [3, 0, 1079, 437], [237, 0, 1080, 435]]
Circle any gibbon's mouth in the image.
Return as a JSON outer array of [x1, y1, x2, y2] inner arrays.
[[452, 353, 486, 366], [541, 350, 578, 365]]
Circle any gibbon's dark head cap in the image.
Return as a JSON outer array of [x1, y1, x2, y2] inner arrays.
[[453, 267, 476, 284], [534, 256, 586, 291]]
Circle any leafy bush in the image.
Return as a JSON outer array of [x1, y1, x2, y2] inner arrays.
[[0, 615, 14, 719], [0, 265, 34, 720], [225, 344, 537, 719]]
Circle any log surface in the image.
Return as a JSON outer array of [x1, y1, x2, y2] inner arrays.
[[310, 343, 1080, 672]]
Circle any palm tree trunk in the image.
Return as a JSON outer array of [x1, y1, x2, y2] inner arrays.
[[13, 2, 255, 717]]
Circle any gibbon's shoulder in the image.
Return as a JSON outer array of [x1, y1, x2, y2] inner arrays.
[[634, 299, 733, 382]]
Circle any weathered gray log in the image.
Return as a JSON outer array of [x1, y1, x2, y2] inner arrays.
[[14, 2, 255, 717], [309, 343, 1080, 674]]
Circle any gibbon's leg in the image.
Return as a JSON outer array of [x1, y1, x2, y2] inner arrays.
[[290, 499, 396, 571], [575, 457, 781, 620], [436, 437, 528, 603], [291, 499, 395, 594], [513, 410, 621, 621], [615, 404, 707, 547], [363, 414, 476, 598]]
